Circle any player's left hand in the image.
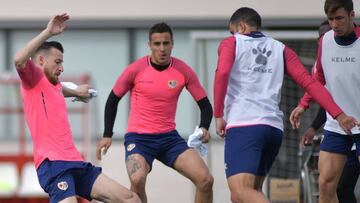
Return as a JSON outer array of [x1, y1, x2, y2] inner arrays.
[[336, 113, 359, 135], [200, 127, 210, 143]]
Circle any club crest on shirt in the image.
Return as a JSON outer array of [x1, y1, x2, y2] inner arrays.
[[127, 143, 136, 151], [57, 181, 68, 191], [168, 80, 178, 89]]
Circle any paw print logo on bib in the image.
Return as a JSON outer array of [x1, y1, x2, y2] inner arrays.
[[252, 47, 272, 66]]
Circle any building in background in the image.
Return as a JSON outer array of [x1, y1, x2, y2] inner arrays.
[[0, 1, 359, 202]]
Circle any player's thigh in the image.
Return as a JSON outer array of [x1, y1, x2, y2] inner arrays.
[[58, 196, 77, 203], [126, 153, 150, 174], [224, 126, 274, 178], [173, 148, 211, 183], [90, 173, 134, 201], [227, 173, 257, 192], [124, 133, 158, 172], [318, 151, 347, 183]]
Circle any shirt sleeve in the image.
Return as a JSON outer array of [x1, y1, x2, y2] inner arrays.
[[310, 107, 326, 131], [103, 90, 121, 137], [112, 65, 138, 97], [16, 59, 43, 89], [284, 46, 342, 118], [185, 66, 207, 101], [196, 97, 213, 130], [213, 36, 236, 117], [299, 37, 326, 109]]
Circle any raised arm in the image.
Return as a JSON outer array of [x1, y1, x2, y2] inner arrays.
[[14, 13, 69, 70]]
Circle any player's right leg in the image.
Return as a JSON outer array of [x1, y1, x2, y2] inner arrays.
[[225, 125, 282, 203], [318, 130, 351, 203], [318, 151, 346, 203], [124, 132, 156, 203], [90, 173, 141, 203], [126, 154, 150, 203], [36, 159, 81, 203]]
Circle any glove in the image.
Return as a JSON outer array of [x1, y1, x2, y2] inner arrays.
[[61, 82, 98, 102], [187, 126, 208, 157]]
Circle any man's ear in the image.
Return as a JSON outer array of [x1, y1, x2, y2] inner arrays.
[[38, 55, 45, 66], [238, 21, 247, 34], [350, 10, 355, 20]]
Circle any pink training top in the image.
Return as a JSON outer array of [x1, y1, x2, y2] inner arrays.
[[113, 56, 207, 134], [214, 35, 342, 120], [17, 60, 83, 169]]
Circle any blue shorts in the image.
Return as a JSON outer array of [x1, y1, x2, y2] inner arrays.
[[36, 159, 102, 203], [224, 125, 283, 178], [124, 130, 189, 170], [320, 130, 360, 156]]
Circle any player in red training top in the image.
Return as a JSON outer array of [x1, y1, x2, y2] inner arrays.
[[14, 13, 140, 203], [96, 22, 214, 203]]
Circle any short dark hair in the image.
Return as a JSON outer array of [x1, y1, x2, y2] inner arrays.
[[229, 7, 262, 29], [33, 41, 64, 58], [148, 22, 173, 41], [318, 20, 331, 38], [324, 0, 353, 15]]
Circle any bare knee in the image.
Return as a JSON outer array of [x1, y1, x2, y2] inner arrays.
[[318, 175, 337, 194], [130, 173, 146, 191], [195, 173, 214, 192]]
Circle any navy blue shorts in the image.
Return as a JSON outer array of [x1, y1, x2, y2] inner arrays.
[[320, 130, 360, 156], [224, 125, 283, 178], [124, 130, 189, 170], [36, 159, 102, 203]]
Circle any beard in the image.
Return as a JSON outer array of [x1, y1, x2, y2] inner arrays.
[[44, 69, 59, 85]]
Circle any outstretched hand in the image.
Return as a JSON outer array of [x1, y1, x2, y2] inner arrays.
[[290, 106, 305, 129], [46, 13, 70, 36]]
